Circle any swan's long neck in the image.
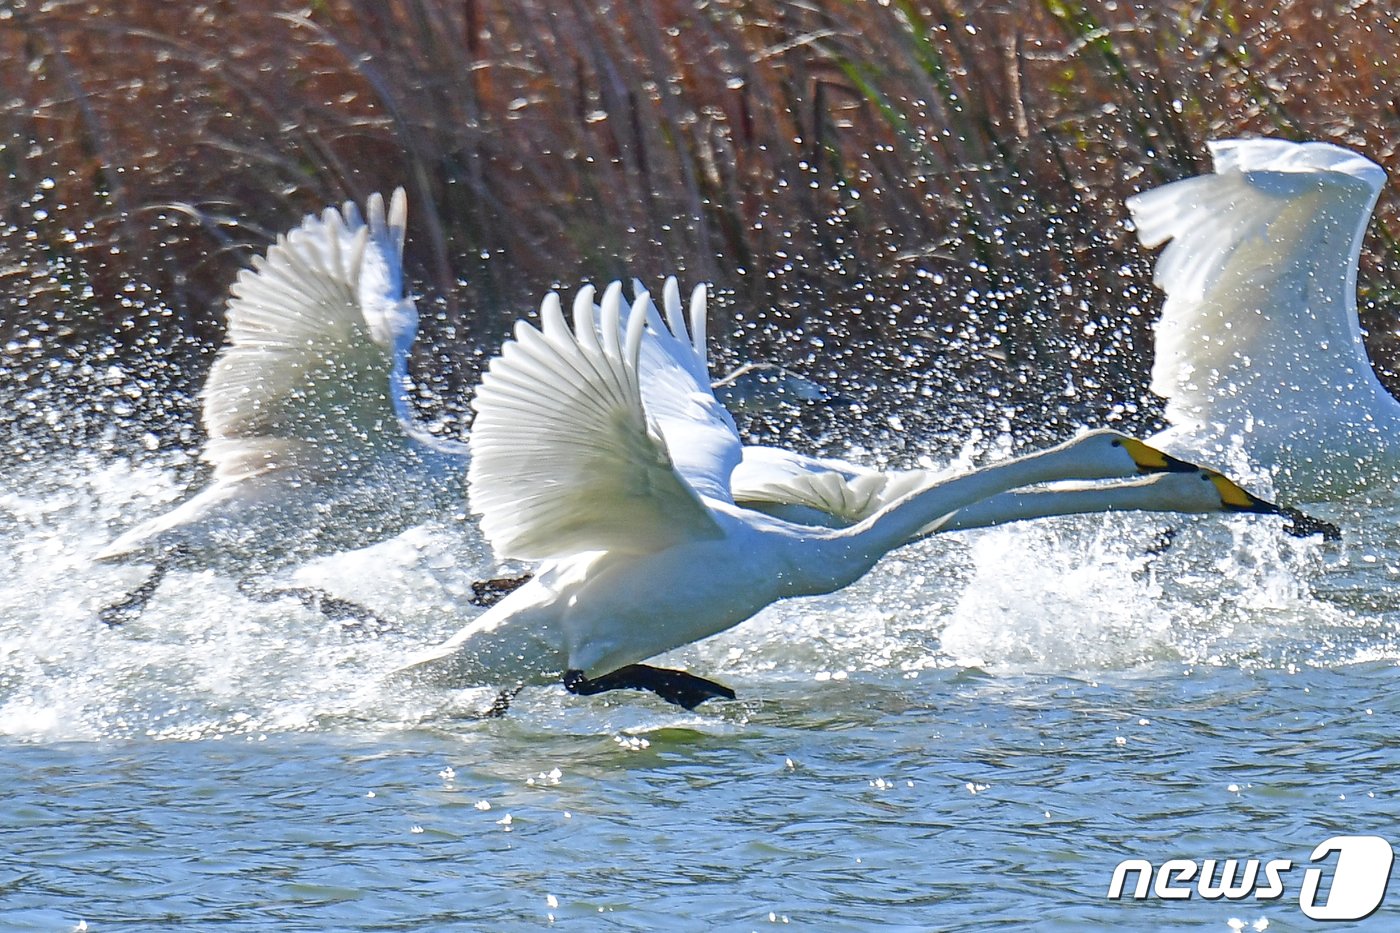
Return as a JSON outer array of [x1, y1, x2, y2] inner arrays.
[[937, 481, 1165, 535], [787, 443, 1112, 595]]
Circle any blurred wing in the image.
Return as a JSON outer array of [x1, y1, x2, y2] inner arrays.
[[201, 189, 418, 480], [712, 361, 827, 416], [468, 284, 724, 561], [1126, 139, 1386, 428], [629, 278, 743, 503], [731, 446, 938, 526]]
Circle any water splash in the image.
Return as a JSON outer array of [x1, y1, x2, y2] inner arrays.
[[2, 449, 1394, 745], [935, 510, 1371, 673], [0, 454, 498, 743]]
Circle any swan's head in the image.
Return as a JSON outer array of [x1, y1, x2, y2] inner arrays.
[[1112, 469, 1269, 513], [713, 362, 834, 415], [1128, 468, 1342, 540], [1066, 429, 1201, 478], [1069, 432, 1340, 537]]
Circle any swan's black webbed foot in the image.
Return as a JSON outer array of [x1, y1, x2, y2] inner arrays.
[[470, 573, 534, 608], [242, 583, 395, 637], [99, 562, 170, 626], [563, 664, 736, 710]]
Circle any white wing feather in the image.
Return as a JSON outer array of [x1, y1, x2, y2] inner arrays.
[[468, 285, 724, 561], [731, 446, 943, 525], [201, 189, 417, 480], [629, 278, 743, 502], [1125, 139, 1387, 430]]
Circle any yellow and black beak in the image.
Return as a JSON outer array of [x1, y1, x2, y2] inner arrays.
[[1210, 473, 1277, 514], [1210, 473, 1342, 541], [1118, 437, 1202, 474]]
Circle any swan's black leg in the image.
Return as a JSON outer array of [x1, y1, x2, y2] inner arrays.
[[470, 573, 534, 608], [99, 561, 170, 626], [240, 582, 395, 637], [563, 665, 736, 710], [484, 684, 524, 718], [1145, 526, 1178, 556]]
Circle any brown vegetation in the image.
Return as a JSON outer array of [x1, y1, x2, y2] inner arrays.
[[3, 0, 1399, 454]]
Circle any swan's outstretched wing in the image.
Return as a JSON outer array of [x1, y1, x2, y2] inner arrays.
[[1125, 139, 1387, 428], [468, 284, 725, 561], [629, 278, 743, 502], [201, 189, 418, 480]]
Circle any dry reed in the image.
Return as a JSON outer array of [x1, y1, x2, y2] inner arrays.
[[2, 0, 1398, 453]]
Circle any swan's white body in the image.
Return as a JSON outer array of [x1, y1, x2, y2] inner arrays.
[[401, 282, 1206, 690], [96, 190, 469, 576], [1126, 138, 1400, 499]]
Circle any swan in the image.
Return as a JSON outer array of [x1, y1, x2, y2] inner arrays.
[[93, 198, 841, 627], [95, 190, 470, 625], [623, 280, 1332, 541], [624, 280, 1317, 537], [462, 278, 1334, 609], [1126, 138, 1400, 499], [398, 281, 1251, 708]]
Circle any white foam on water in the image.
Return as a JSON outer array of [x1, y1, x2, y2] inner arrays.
[[692, 537, 971, 678], [938, 519, 1174, 671], [2, 450, 1393, 744], [937, 510, 1360, 672], [0, 455, 498, 743]]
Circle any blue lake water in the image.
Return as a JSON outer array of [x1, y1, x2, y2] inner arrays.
[[2, 454, 1398, 930]]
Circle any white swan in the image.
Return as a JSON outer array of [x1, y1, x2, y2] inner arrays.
[[96, 190, 469, 623], [1126, 138, 1400, 499], [463, 278, 1327, 611], [623, 278, 1320, 539], [399, 282, 1241, 708], [89, 191, 841, 628]]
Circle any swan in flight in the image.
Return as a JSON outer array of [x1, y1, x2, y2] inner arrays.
[[623, 281, 1318, 538], [1126, 138, 1400, 499], [96, 190, 470, 625], [462, 278, 1334, 608], [399, 281, 1282, 708], [94, 196, 839, 627]]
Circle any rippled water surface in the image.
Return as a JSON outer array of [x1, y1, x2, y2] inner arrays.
[[3, 454, 1399, 931]]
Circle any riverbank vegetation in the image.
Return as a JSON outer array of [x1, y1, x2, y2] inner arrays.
[[3, 0, 1398, 455]]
